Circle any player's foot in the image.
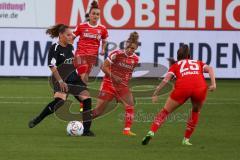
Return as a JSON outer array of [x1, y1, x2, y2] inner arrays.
[[142, 131, 154, 145], [123, 130, 136, 136], [182, 138, 192, 146], [82, 130, 95, 137], [80, 102, 83, 112], [79, 107, 83, 112], [28, 118, 40, 128]]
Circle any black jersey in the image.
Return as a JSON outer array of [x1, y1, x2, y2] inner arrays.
[[48, 43, 74, 67], [48, 43, 87, 94]]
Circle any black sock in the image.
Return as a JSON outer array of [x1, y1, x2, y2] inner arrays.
[[35, 98, 65, 123], [82, 98, 92, 133]]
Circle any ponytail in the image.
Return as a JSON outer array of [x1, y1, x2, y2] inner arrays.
[[46, 24, 69, 38]]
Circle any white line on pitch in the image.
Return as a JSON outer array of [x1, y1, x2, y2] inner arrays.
[[0, 101, 240, 105], [0, 96, 239, 101]]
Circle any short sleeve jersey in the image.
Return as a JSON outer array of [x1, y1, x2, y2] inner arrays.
[[168, 59, 207, 89]]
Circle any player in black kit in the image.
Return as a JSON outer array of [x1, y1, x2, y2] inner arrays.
[[28, 24, 94, 136]]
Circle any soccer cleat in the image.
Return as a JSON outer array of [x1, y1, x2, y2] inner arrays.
[[182, 138, 193, 146], [142, 131, 154, 145], [80, 107, 83, 112], [123, 130, 136, 136], [79, 102, 83, 112], [28, 118, 40, 128], [82, 130, 95, 137]]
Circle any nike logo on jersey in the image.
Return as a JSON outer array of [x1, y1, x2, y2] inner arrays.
[[60, 53, 65, 57]]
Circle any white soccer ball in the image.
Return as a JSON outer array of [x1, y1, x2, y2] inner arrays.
[[66, 121, 84, 136]]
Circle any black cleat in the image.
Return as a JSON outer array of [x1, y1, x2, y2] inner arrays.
[[142, 131, 154, 145], [82, 130, 95, 137], [142, 135, 152, 145], [28, 118, 40, 128]]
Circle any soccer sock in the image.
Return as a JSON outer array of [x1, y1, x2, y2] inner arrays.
[[184, 110, 200, 139], [82, 98, 92, 133], [124, 105, 134, 130], [150, 108, 169, 133], [35, 98, 65, 123]]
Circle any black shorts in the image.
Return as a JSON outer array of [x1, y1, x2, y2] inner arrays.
[[50, 64, 87, 95]]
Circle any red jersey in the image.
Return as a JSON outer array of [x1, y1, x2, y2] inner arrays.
[[103, 50, 139, 87], [73, 22, 108, 56], [168, 59, 207, 89]]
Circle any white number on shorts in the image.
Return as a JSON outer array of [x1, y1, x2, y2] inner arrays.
[[178, 60, 199, 73]]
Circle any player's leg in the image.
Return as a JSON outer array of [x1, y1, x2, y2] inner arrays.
[[142, 88, 191, 145], [76, 90, 95, 136], [118, 89, 136, 136], [75, 55, 94, 84], [92, 86, 116, 118], [68, 70, 94, 136], [28, 92, 66, 128], [142, 97, 181, 145], [182, 87, 207, 145], [92, 98, 110, 119]]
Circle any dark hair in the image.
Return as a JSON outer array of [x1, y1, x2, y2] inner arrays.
[[85, 0, 99, 21], [85, 13, 90, 22], [167, 58, 177, 66], [89, 0, 99, 13], [126, 31, 139, 48], [46, 24, 69, 38], [177, 44, 190, 61]]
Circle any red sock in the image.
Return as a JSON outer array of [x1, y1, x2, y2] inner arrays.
[[80, 102, 83, 109], [124, 106, 134, 130], [151, 108, 169, 133], [184, 110, 200, 139]]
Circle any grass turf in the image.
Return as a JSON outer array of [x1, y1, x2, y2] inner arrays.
[[0, 78, 239, 160]]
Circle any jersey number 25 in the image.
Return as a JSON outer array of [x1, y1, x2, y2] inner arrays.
[[178, 60, 199, 73]]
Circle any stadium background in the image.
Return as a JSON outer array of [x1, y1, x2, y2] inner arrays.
[[0, 1, 240, 160], [0, 0, 239, 77]]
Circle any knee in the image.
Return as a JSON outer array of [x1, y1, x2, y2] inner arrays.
[[192, 106, 201, 112], [50, 98, 65, 112]]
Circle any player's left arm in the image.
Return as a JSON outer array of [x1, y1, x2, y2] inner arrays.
[[100, 27, 109, 56], [203, 64, 216, 91], [100, 39, 107, 56]]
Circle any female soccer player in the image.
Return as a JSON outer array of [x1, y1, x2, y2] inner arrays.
[[142, 44, 216, 145], [28, 24, 94, 136], [90, 32, 139, 136], [73, 0, 108, 84]]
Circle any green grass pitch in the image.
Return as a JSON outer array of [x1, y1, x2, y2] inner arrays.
[[0, 78, 239, 160]]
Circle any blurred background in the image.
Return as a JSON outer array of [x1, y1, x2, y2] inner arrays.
[[0, 0, 239, 78], [0, 1, 240, 160]]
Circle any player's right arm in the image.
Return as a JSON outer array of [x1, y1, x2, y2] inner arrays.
[[203, 63, 216, 92], [101, 51, 122, 83], [72, 24, 82, 40], [101, 59, 122, 83], [48, 45, 68, 92], [152, 64, 176, 103]]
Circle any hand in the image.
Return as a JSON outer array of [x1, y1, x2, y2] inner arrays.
[[208, 83, 216, 92], [100, 49, 105, 56], [59, 80, 68, 93], [152, 95, 158, 103]]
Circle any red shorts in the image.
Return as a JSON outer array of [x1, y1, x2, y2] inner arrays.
[[170, 87, 207, 104], [74, 54, 97, 75], [98, 81, 130, 101]]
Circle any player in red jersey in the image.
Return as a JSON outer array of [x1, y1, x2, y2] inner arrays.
[[73, 0, 108, 84], [73, 0, 108, 114], [142, 44, 216, 145], [91, 32, 139, 136]]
